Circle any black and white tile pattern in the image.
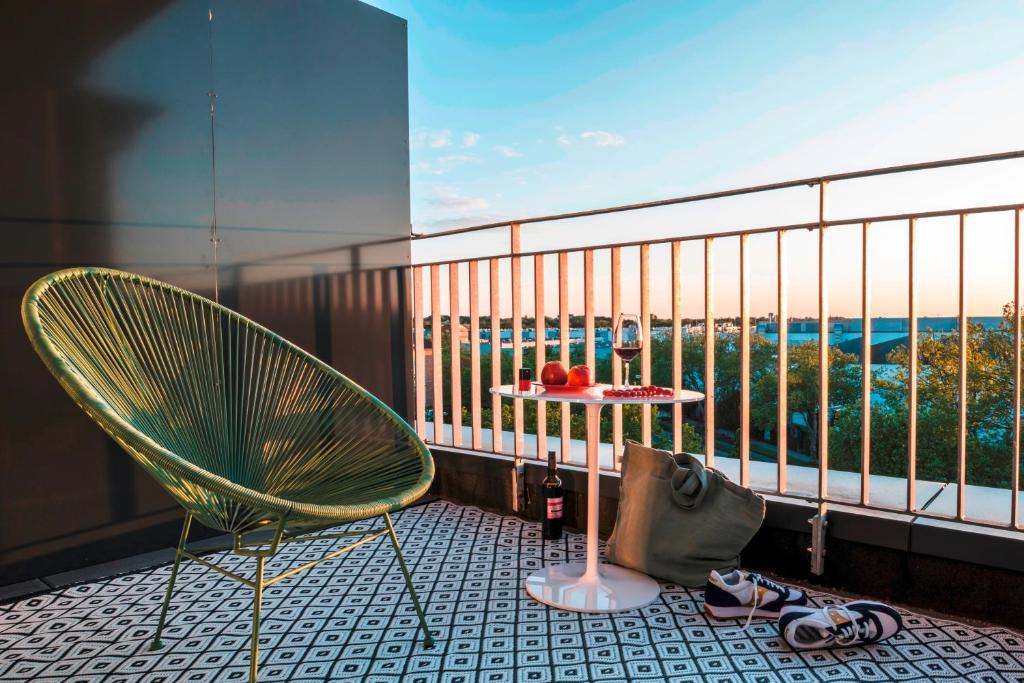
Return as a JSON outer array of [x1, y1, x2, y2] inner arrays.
[[1, 500, 1022, 682]]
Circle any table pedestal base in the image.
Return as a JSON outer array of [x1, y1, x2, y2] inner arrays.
[[524, 562, 660, 613]]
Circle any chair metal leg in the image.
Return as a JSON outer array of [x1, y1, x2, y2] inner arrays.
[[250, 556, 265, 683], [151, 513, 193, 651], [383, 512, 434, 649]]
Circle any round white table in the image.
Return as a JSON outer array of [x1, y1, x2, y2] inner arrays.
[[491, 383, 704, 613]]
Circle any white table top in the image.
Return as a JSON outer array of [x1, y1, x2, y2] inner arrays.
[[490, 384, 704, 405]]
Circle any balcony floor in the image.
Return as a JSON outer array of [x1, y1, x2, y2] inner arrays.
[[1, 500, 1022, 682]]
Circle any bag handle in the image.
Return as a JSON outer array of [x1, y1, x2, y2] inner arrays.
[[669, 453, 709, 509]]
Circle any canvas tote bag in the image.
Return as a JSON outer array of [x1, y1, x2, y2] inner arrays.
[[605, 440, 765, 587]]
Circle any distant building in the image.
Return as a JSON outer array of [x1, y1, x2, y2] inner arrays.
[[757, 316, 1002, 335]]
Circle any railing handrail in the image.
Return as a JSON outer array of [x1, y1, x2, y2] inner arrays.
[[409, 151, 1024, 548], [411, 149, 1024, 241], [410, 201, 1024, 268]]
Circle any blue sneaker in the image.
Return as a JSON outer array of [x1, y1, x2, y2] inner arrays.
[[704, 569, 808, 621]]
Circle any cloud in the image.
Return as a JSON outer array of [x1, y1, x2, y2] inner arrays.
[[493, 145, 523, 158], [411, 128, 452, 149], [437, 154, 476, 165], [411, 154, 478, 176], [426, 187, 490, 211], [555, 130, 625, 147], [414, 213, 507, 232], [581, 130, 626, 146], [462, 131, 480, 148], [410, 161, 442, 176]]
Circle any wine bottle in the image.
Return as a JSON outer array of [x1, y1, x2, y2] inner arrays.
[[542, 450, 564, 540]]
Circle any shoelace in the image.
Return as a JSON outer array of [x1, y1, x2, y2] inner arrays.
[[735, 590, 760, 633], [749, 573, 787, 596], [732, 573, 783, 634], [824, 606, 874, 645]]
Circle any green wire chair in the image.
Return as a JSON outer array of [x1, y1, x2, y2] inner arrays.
[[21, 267, 435, 682]]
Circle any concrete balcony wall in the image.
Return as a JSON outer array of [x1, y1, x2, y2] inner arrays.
[[426, 425, 1024, 629]]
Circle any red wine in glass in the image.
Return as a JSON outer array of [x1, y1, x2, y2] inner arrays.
[[612, 346, 640, 363], [613, 313, 643, 388]]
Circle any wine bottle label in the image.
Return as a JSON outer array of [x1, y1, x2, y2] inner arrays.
[[546, 497, 563, 519]]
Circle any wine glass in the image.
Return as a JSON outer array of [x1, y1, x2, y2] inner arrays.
[[613, 313, 643, 388]]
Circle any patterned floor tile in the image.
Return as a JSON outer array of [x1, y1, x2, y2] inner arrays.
[[0, 501, 1021, 682]]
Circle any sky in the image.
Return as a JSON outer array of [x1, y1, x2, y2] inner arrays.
[[367, 0, 1024, 319]]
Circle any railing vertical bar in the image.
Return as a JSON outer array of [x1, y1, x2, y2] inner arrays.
[[489, 258, 503, 453], [704, 238, 716, 468], [584, 249, 598, 468], [1014, 207, 1022, 529], [449, 262, 462, 447], [640, 243, 652, 446], [511, 224, 524, 456], [611, 247, 624, 465], [413, 265, 426, 439], [361, 270, 372, 317], [777, 230, 788, 494], [671, 241, 683, 453], [957, 213, 968, 520], [907, 217, 918, 512], [534, 254, 547, 458], [818, 181, 830, 505], [343, 271, 355, 312], [430, 264, 443, 444], [861, 222, 872, 506], [585, 250, 596, 372], [559, 252, 571, 462], [469, 260, 482, 450], [739, 234, 750, 487]]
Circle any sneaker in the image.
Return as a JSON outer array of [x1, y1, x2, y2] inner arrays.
[[779, 601, 903, 650], [703, 569, 808, 622]]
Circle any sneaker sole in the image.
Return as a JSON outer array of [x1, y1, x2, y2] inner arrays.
[[704, 604, 780, 619]]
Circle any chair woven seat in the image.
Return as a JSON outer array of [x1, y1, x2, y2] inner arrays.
[[22, 267, 432, 533], [23, 267, 435, 680]]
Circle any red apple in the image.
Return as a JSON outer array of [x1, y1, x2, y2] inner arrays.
[[566, 365, 592, 387], [540, 360, 568, 385]]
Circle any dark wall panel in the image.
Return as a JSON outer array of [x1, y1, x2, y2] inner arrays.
[[210, 0, 410, 245], [0, 0, 411, 585], [0, 0, 213, 584], [210, 0, 411, 406]]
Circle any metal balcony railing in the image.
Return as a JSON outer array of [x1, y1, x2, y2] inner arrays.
[[409, 150, 1024, 569]]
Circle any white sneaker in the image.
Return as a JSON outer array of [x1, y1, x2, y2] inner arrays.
[[703, 569, 807, 622], [779, 601, 903, 650]]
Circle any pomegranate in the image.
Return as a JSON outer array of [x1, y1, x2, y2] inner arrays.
[[566, 365, 592, 387], [540, 361, 568, 385]]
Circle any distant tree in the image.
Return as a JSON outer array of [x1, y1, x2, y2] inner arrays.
[[830, 306, 1018, 488], [750, 342, 861, 461], [662, 332, 777, 433], [440, 328, 697, 453], [432, 302, 1022, 489]]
